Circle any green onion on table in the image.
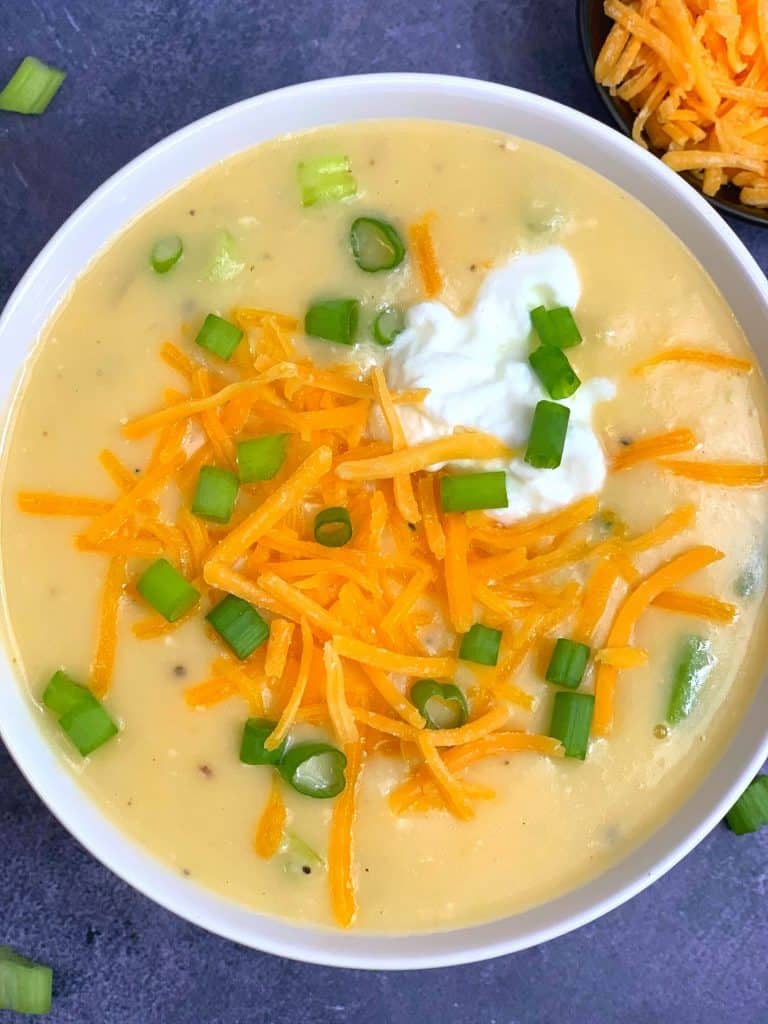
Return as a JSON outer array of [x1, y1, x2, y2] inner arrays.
[[0, 946, 53, 1016], [0, 56, 65, 115]]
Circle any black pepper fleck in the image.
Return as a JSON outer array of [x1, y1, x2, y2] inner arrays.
[[173, 664, 187, 678], [620, 437, 633, 447], [302, 865, 311, 875], [182, 868, 191, 877], [189, 209, 196, 216], [469, 264, 477, 272], [198, 764, 214, 778], [42, 430, 48, 437]]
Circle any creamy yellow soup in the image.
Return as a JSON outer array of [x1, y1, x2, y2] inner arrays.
[[2, 120, 767, 934]]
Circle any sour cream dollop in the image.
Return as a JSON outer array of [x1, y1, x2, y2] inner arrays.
[[377, 247, 615, 524]]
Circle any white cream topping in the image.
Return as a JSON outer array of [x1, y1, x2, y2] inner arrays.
[[377, 246, 615, 524]]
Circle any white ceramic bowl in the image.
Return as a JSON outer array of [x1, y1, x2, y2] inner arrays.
[[1, 73, 766, 970]]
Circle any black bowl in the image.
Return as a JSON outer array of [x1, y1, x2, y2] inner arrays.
[[577, 0, 768, 226]]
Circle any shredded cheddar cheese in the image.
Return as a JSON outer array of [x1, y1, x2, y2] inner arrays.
[[597, 0, 768, 204]]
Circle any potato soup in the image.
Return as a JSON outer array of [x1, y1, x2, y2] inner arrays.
[[2, 120, 767, 933]]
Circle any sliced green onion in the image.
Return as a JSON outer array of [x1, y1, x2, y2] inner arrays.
[[735, 550, 765, 599], [530, 306, 582, 349], [0, 946, 53, 1016], [313, 507, 352, 548], [529, 345, 581, 400], [439, 471, 508, 513], [279, 742, 347, 798], [207, 229, 244, 282], [545, 638, 590, 689], [524, 400, 570, 469], [42, 669, 91, 716], [191, 466, 239, 523], [41, 670, 118, 757], [194, 313, 243, 361], [150, 234, 183, 274], [237, 435, 287, 483], [305, 299, 359, 346], [207, 595, 269, 659], [137, 558, 200, 622], [459, 623, 502, 666], [298, 155, 357, 207], [666, 634, 715, 724], [0, 57, 65, 115], [350, 217, 406, 272], [59, 695, 119, 757], [280, 829, 324, 875], [548, 691, 594, 760], [239, 717, 286, 766], [372, 306, 405, 347], [410, 679, 468, 729], [726, 775, 768, 835]]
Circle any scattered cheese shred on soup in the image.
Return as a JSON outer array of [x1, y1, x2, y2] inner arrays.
[[3, 121, 767, 934]]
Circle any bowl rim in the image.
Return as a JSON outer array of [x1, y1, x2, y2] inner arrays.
[[575, 0, 768, 227], [1, 71, 767, 970]]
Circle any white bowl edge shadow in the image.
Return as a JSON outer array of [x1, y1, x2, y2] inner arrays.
[[0, 73, 766, 970]]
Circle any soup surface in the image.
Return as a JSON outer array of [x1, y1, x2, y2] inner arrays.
[[2, 120, 767, 934]]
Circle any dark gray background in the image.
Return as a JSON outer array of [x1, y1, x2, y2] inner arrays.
[[1, 2, 766, 1022]]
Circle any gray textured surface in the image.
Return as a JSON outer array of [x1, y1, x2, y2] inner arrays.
[[1, 2, 767, 1021]]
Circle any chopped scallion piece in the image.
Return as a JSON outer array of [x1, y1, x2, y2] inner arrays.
[[42, 669, 91, 716], [240, 718, 286, 766], [546, 638, 590, 689], [280, 829, 324, 875], [439, 471, 508, 513], [529, 345, 581, 400], [194, 313, 243, 361], [0, 57, 65, 115], [137, 558, 200, 622], [59, 695, 119, 757], [191, 466, 239, 524], [237, 435, 287, 483], [279, 742, 347, 798], [313, 507, 352, 548], [726, 776, 768, 835], [305, 299, 359, 346], [0, 946, 53, 1016], [524, 400, 570, 469], [666, 634, 715, 724], [350, 217, 406, 272], [530, 305, 582, 348], [207, 595, 269, 659], [548, 691, 594, 760], [459, 623, 502, 666], [410, 679, 468, 729], [298, 155, 357, 207], [150, 234, 183, 274], [207, 229, 244, 282], [372, 306, 405, 347]]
